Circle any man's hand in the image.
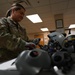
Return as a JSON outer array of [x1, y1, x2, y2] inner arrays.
[[25, 42, 36, 50]]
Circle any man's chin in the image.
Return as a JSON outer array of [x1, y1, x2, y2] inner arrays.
[[18, 19, 22, 22]]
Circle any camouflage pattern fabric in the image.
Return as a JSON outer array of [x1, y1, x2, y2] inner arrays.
[[0, 17, 29, 62]]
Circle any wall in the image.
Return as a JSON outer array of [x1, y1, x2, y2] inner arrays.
[[65, 29, 75, 36], [28, 31, 50, 45], [27, 29, 75, 45]]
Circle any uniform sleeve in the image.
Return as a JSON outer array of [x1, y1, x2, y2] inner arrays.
[[0, 23, 27, 51]]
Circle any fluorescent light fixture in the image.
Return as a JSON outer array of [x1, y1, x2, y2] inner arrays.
[[26, 14, 42, 23], [41, 28, 49, 31], [69, 24, 75, 29]]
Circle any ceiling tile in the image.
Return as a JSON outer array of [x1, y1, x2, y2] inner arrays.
[[68, 0, 75, 8], [30, 0, 50, 7], [0, 3, 11, 17], [51, 1, 68, 11], [0, 0, 7, 5], [50, 0, 68, 4], [35, 5, 51, 14]]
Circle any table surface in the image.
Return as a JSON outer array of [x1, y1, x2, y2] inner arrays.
[[0, 53, 75, 75]]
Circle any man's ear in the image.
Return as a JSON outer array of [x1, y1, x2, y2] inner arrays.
[[12, 8, 15, 14]]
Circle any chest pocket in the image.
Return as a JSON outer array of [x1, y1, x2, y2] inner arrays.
[[18, 26, 26, 39], [9, 25, 19, 36], [9, 24, 25, 40]]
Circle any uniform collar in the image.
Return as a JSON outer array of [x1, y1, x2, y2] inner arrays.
[[7, 17, 18, 24]]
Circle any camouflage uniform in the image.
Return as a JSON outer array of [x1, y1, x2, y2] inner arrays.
[[0, 17, 29, 62]]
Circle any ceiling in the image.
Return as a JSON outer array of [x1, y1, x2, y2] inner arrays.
[[0, 0, 75, 34]]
